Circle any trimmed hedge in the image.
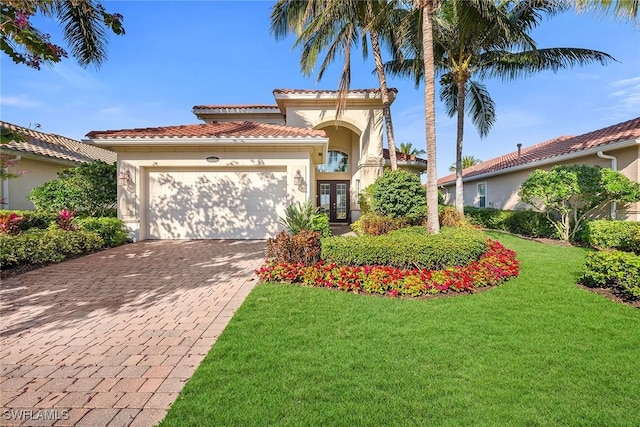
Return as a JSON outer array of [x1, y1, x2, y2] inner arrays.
[[464, 207, 557, 238], [321, 227, 487, 270], [350, 212, 406, 236], [579, 250, 640, 298], [75, 217, 128, 247], [579, 220, 640, 254], [0, 228, 103, 269]]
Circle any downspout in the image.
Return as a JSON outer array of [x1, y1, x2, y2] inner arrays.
[[597, 151, 617, 219]]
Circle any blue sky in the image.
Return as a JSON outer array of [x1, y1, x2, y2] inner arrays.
[[1, 1, 638, 177]]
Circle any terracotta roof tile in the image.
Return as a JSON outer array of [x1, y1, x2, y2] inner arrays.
[[1, 121, 116, 164], [437, 116, 640, 185], [273, 88, 398, 95], [383, 148, 427, 164], [192, 104, 280, 110], [86, 121, 327, 139]]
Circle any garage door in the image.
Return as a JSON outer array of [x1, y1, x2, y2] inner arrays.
[[147, 168, 287, 239]]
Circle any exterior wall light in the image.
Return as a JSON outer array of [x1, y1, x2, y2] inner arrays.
[[118, 170, 132, 186], [293, 170, 303, 186]]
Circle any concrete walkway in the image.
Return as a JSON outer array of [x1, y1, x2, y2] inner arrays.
[[0, 240, 265, 426]]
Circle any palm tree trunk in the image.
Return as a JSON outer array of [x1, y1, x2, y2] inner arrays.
[[455, 77, 465, 214], [370, 30, 398, 171], [417, 0, 440, 234]]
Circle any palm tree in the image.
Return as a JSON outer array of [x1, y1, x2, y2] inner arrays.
[[449, 155, 481, 172], [414, 0, 440, 234], [393, 0, 614, 214], [1, 0, 124, 69], [270, 0, 403, 170], [574, 0, 639, 21], [399, 142, 426, 156]]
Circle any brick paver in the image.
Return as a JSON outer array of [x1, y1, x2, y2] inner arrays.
[[1, 240, 264, 426]]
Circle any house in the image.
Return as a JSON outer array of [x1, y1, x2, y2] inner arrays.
[[86, 88, 426, 240], [0, 121, 116, 211], [437, 117, 640, 221]]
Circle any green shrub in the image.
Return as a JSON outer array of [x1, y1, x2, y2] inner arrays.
[[0, 228, 104, 269], [370, 170, 426, 223], [0, 210, 58, 231], [350, 212, 406, 236], [311, 213, 331, 238], [503, 210, 557, 238], [321, 227, 487, 270], [580, 250, 640, 298], [580, 220, 640, 254], [266, 230, 321, 265], [464, 207, 556, 238], [75, 217, 128, 247]]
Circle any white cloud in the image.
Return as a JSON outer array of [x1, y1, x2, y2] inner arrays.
[[0, 95, 41, 108]]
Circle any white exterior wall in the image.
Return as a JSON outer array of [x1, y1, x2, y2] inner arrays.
[[116, 147, 314, 240], [2, 157, 68, 210]]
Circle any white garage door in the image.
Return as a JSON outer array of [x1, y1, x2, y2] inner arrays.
[[147, 168, 287, 239]]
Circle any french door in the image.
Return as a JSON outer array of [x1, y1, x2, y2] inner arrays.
[[317, 180, 350, 222]]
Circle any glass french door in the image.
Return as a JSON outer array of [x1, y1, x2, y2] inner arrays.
[[317, 180, 350, 222]]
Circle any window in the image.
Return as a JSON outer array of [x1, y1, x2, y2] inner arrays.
[[317, 150, 349, 173], [477, 183, 487, 208]]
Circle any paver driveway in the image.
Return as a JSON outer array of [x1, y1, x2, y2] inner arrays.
[[0, 240, 265, 426]]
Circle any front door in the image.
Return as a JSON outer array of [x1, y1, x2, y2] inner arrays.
[[317, 180, 350, 222]]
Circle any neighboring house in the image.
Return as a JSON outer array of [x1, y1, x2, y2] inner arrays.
[[437, 117, 640, 221], [0, 121, 116, 211], [86, 88, 426, 240]]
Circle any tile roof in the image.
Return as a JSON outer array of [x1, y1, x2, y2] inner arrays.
[[1, 121, 116, 164], [273, 88, 397, 95], [86, 121, 327, 139], [192, 104, 280, 110], [437, 116, 640, 185], [383, 148, 427, 164]]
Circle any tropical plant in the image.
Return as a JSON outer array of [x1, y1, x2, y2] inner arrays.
[[391, 0, 614, 215], [370, 169, 427, 224], [279, 201, 330, 236], [518, 165, 640, 241], [574, 0, 639, 22], [271, 0, 404, 170], [399, 142, 426, 156], [1, 0, 125, 69], [29, 161, 116, 216], [449, 155, 481, 172]]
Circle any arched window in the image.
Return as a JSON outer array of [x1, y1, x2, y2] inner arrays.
[[317, 150, 349, 173]]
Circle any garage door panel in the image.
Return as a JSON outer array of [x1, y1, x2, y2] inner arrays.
[[147, 169, 288, 239]]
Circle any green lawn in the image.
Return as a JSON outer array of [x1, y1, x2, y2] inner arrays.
[[161, 232, 640, 427]]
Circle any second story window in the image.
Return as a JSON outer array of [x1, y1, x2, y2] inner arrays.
[[317, 150, 349, 173]]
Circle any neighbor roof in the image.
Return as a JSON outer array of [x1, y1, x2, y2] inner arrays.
[[86, 121, 327, 139], [383, 148, 427, 165], [192, 104, 280, 111], [1, 121, 116, 164], [438, 116, 640, 185]]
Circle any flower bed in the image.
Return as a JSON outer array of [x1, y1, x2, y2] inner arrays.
[[256, 239, 519, 298]]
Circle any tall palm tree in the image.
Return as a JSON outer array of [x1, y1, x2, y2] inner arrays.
[[414, 0, 440, 233], [393, 0, 614, 214], [399, 142, 426, 156], [449, 155, 481, 172], [271, 0, 403, 170]]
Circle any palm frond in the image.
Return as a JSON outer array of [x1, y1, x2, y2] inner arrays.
[[465, 80, 495, 138]]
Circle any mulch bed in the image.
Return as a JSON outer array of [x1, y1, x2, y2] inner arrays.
[[578, 284, 640, 309]]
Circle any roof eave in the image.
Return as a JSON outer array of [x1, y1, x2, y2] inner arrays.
[[0, 146, 84, 167], [438, 137, 640, 186]]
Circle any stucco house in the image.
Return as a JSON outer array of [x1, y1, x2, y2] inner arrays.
[[1, 121, 116, 211], [86, 88, 426, 240], [438, 117, 640, 221]]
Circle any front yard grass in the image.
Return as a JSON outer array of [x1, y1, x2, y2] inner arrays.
[[161, 231, 640, 426]]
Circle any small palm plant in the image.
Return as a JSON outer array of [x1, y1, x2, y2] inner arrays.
[[279, 201, 319, 234], [279, 201, 332, 237]]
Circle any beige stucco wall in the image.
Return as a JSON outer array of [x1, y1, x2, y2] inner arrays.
[[441, 144, 640, 221], [2, 157, 66, 211], [115, 147, 314, 240]]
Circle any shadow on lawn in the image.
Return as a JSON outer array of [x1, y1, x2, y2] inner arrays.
[[0, 239, 266, 337]]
